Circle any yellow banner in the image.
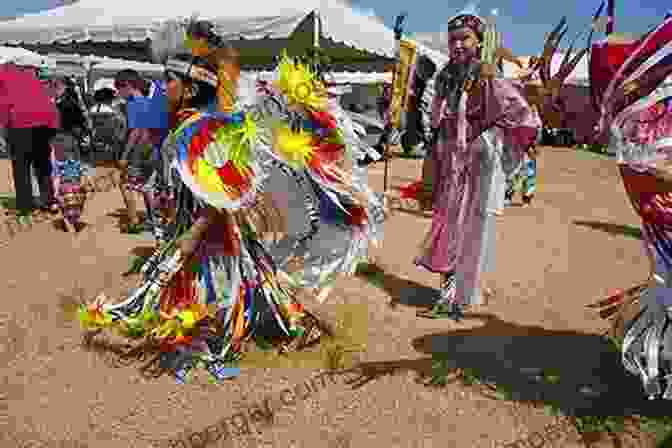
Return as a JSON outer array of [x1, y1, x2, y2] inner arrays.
[[389, 39, 417, 129]]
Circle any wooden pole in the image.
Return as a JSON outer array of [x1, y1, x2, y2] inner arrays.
[[384, 13, 407, 203]]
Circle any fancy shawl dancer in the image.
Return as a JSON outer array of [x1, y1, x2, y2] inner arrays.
[[251, 51, 387, 303], [587, 12, 672, 399], [78, 19, 383, 382], [414, 4, 541, 320]]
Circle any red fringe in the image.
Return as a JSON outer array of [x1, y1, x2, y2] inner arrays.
[[217, 161, 250, 189], [345, 205, 367, 226], [399, 180, 424, 200]]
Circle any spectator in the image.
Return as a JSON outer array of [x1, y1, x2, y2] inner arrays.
[[89, 87, 127, 158], [51, 76, 87, 159], [0, 62, 60, 217], [113, 69, 168, 234]]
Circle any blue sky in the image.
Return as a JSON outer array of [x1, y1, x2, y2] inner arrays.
[[351, 0, 670, 54], [1, 0, 670, 54]]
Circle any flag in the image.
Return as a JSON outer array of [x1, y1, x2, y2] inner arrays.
[[606, 0, 614, 35]]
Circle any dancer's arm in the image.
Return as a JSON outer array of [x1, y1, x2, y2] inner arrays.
[[471, 78, 540, 153]]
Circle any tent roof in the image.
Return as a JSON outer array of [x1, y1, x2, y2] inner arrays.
[[89, 59, 392, 84], [0, 0, 395, 58], [0, 45, 49, 66]]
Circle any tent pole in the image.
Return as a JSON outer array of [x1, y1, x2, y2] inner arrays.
[[313, 11, 320, 48]]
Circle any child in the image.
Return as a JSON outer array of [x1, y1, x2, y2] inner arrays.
[[50, 132, 93, 232], [504, 146, 538, 207], [505, 120, 541, 207]]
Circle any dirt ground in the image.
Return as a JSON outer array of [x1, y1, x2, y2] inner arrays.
[[0, 147, 664, 447]]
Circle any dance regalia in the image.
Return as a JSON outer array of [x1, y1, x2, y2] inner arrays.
[[413, 8, 540, 315], [78, 27, 385, 382], [399, 16, 537, 211], [249, 60, 386, 302], [587, 17, 672, 399]]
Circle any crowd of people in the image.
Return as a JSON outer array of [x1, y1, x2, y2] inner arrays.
[[1, 4, 672, 403]]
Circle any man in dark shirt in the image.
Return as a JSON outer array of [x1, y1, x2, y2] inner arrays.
[[51, 76, 87, 168]]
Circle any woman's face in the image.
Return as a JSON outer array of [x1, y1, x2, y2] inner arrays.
[[448, 27, 480, 64]]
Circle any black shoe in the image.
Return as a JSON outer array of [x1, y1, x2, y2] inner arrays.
[[417, 301, 466, 321], [504, 193, 513, 206]]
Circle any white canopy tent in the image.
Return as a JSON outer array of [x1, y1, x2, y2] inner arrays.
[[506, 53, 590, 86], [90, 65, 392, 84], [0, 0, 396, 68], [0, 45, 51, 67]]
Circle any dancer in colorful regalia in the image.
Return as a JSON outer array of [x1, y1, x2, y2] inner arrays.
[[587, 12, 672, 399], [78, 20, 385, 383], [413, 5, 541, 320]]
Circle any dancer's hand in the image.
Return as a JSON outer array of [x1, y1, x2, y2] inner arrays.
[[82, 176, 95, 193], [623, 80, 639, 97], [480, 63, 498, 79], [651, 158, 672, 187]]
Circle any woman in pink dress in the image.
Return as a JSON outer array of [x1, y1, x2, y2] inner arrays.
[[415, 10, 540, 320]]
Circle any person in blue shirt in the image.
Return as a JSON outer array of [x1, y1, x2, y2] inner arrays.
[[113, 69, 169, 235]]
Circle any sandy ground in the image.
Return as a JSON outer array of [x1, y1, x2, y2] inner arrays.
[[0, 147, 661, 447]]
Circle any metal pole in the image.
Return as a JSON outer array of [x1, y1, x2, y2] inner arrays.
[[313, 11, 320, 48]]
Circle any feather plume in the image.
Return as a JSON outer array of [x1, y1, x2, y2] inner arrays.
[[540, 17, 568, 84]]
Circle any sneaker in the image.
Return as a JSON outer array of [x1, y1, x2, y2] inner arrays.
[[504, 194, 513, 207], [417, 301, 466, 321]]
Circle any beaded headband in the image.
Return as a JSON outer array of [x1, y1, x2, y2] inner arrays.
[[447, 14, 485, 40]]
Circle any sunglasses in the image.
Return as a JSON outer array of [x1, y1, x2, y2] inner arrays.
[[114, 81, 129, 89]]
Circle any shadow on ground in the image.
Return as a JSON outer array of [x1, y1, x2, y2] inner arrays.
[[355, 263, 437, 308], [390, 206, 433, 219], [341, 313, 669, 423], [573, 220, 642, 240]]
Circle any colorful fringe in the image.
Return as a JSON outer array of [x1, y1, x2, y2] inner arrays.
[[79, 110, 317, 384]]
